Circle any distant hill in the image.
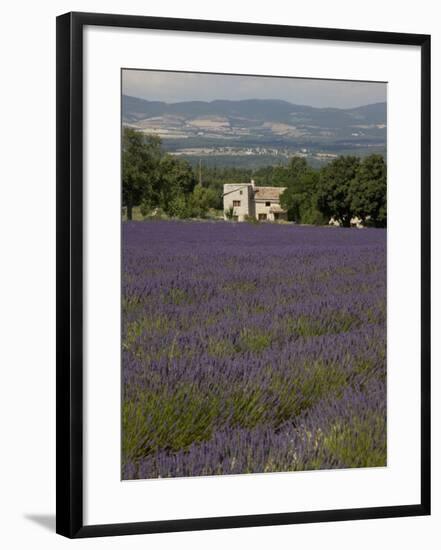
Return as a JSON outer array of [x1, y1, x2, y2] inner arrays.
[[122, 95, 386, 167], [123, 95, 386, 126]]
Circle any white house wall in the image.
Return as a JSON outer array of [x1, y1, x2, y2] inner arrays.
[[223, 184, 253, 221], [255, 201, 275, 221], [223, 184, 286, 222]]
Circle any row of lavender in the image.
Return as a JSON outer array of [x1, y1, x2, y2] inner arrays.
[[122, 221, 387, 479]]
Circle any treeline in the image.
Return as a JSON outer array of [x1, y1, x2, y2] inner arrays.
[[279, 155, 387, 227], [123, 128, 218, 220], [123, 128, 387, 226]]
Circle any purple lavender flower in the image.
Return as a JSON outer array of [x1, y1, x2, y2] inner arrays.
[[122, 220, 386, 478]]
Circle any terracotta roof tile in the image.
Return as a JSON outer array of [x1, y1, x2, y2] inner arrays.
[[254, 186, 286, 201]]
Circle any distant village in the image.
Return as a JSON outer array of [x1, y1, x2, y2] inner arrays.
[[170, 146, 339, 164]]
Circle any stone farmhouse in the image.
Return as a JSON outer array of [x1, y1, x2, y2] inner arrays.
[[223, 181, 287, 222]]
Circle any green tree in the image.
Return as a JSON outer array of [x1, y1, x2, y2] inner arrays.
[[317, 156, 360, 227], [224, 206, 234, 220], [157, 156, 196, 215], [253, 165, 276, 185], [286, 156, 309, 183], [280, 169, 309, 221], [188, 184, 218, 218], [280, 160, 325, 224], [123, 128, 197, 219], [271, 156, 308, 189], [350, 154, 387, 227], [167, 194, 189, 219], [122, 128, 162, 220], [296, 171, 327, 225]]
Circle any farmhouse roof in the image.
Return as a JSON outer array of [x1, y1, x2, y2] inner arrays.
[[269, 204, 286, 213], [254, 186, 286, 201]]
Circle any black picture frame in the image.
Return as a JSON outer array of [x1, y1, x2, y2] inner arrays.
[[56, 11, 431, 539]]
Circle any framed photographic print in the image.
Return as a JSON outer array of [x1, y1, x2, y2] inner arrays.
[[56, 11, 431, 538]]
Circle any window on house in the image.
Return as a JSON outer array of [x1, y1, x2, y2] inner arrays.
[[239, 190, 243, 195], [233, 200, 241, 207], [265, 201, 271, 207], [258, 213, 267, 221]]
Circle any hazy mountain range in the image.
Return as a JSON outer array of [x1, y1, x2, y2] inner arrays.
[[123, 95, 387, 167]]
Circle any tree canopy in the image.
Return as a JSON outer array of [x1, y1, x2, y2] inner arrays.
[[280, 160, 327, 225], [122, 129, 162, 220], [316, 156, 361, 227], [279, 154, 387, 227], [123, 128, 203, 219], [349, 154, 387, 227]]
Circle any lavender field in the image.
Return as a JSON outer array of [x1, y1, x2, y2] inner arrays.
[[122, 221, 386, 479]]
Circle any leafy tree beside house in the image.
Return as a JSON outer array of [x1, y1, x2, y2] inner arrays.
[[279, 157, 309, 221], [275, 156, 309, 189], [350, 154, 387, 227], [280, 159, 326, 225], [316, 156, 361, 227], [188, 184, 219, 218]]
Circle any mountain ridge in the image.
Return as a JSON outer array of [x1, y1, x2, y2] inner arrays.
[[123, 95, 387, 124], [122, 95, 386, 167]]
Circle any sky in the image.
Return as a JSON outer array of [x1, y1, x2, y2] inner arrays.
[[122, 69, 386, 109]]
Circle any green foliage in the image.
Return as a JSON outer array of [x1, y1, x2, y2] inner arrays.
[[144, 207, 168, 220], [122, 128, 162, 220], [123, 387, 223, 460], [122, 128, 197, 219], [314, 154, 387, 227], [279, 161, 327, 225], [238, 328, 272, 353], [318, 414, 387, 467], [286, 156, 310, 183], [187, 184, 219, 218], [157, 155, 196, 213], [244, 214, 260, 224], [292, 312, 359, 338], [299, 205, 327, 225], [350, 154, 387, 227], [224, 206, 234, 220], [167, 194, 189, 219], [122, 357, 353, 464], [317, 156, 361, 227], [123, 129, 387, 226]]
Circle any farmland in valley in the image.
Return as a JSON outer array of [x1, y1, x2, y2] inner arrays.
[[122, 220, 386, 479], [123, 96, 387, 168]]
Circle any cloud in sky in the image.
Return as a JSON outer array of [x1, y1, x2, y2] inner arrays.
[[122, 69, 386, 109]]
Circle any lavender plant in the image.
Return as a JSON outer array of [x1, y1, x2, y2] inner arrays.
[[122, 220, 386, 479]]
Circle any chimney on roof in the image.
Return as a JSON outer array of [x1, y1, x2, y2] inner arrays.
[[251, 179, 255, 186]]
